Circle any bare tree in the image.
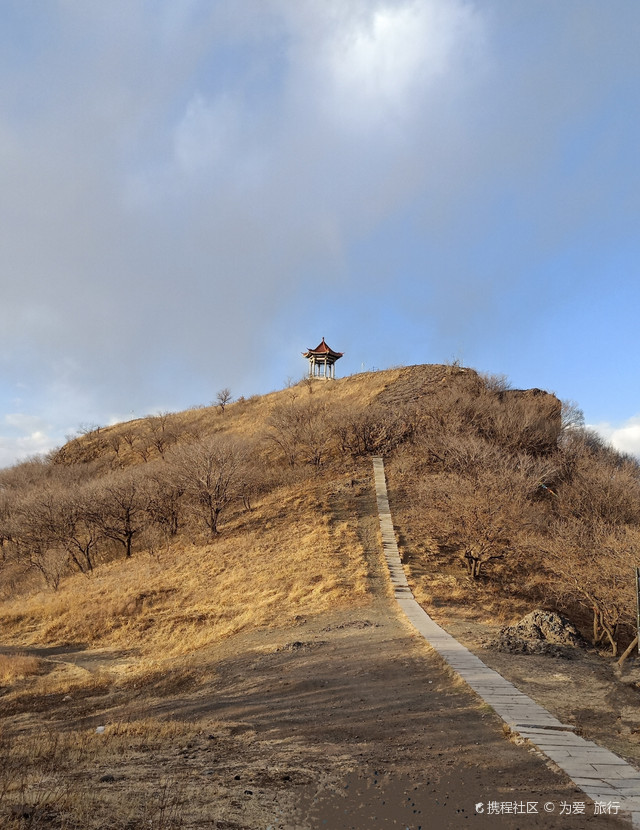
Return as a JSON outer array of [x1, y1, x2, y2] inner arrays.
[[215, 388, 232, 415], [120, 426, 138, 456], [425, 475, 520, 578], [146, 460, 184, 537], [168, 435, 245, 536], [266, 396, 342, 468], [9, 490, 69, 589], [51, 485, 100, 574], [0, 490, 15, 556], [87, 469, 149, 558], [236, 442, 266, 511], [414, 445, 549, 580], [105, 430, 125, 468], [19, 484, 99, 575], [77, 422, 102, 437], [146, 412, 177, 459], [265, 396, 305, 467], [560, 399, 585, 434]]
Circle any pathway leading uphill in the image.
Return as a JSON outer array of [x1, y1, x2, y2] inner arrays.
[[373, 456, 640, 828]]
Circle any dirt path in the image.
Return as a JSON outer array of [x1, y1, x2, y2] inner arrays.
[[1, 475, 631, 828]]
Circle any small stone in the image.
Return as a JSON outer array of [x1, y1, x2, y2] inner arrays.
[[99, 774, 115, 783]]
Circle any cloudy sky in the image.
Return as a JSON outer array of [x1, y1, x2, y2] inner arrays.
[[0, 0, 639, 466]]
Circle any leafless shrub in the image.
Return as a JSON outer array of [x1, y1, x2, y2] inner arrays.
[[560, 399, 585, 434], [418, 456, 546, 579], [215, 387, 232, 414], [265, 396, 336, 467], [265, 395, 305, 467], [331, 404, 415, 458], [480, 372, 511, 393], [85, 469, 150, 559], [541, 519, 639, 656], [555, 436, 640, 526], [167, 435, 246, 536], [145, 460, 184, 538], [146, 412, 178, 459]]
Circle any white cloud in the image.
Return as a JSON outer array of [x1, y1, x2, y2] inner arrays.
[[174, 93, 238, 175], [591, 417, 640, 458], [327, 2, 477, 100], [0, 415, 55, 468], [281, 0, 484, 128], [0, 0, 638, 471], [4, 413, 48, 432]]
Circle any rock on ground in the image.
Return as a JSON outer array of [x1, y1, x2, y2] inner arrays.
[[491, 609, 587, 657]]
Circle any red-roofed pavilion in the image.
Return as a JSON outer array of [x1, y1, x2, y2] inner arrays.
[[303, 338, 343, 379]]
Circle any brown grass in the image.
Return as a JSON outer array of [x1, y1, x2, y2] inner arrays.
[[1, 363, 636, 826], [0, 719, 204, 829], [0, 653, 41, 683], [59, 368, 407, 467], [0, 476, 370, 665]]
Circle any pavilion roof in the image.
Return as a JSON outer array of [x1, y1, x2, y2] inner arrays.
[[302, 337, 343, 359]]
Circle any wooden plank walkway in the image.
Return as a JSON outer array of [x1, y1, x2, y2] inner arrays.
[[372, 455, 640, 827]]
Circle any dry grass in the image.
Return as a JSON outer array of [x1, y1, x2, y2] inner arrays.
[[0, 476, 370, 665], [168, 368, 406, 442], [0, 364, 591, 827], [60, 368, 406, 467], [0, 719, 206, 829], [0, 653, 42, 684]]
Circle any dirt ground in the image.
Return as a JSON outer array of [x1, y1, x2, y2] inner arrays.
[[1, 600, 634, 829], [1, 486, 638, 828], [441, 611, 640, 767], [4, 603, 639, 827]]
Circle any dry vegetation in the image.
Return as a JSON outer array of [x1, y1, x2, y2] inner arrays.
[[0, 372, 397, 652], [0, 487, 369, 659], [0, 654, 41, 684], [1, 363, 640, 826], [2, 363, 638, 659], [384, 370, 640, 659], [0, 718, 216, 829]]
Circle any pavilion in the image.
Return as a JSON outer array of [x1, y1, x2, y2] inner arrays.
[[303, 338, 343, 379]]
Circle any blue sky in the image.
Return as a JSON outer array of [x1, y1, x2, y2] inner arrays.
[[0, 0, 639, 466]]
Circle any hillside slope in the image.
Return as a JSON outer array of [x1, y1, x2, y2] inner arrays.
[[0, 364, 562, 652], [1, 363, 639, 828], [1, 361, 637, 661], [0, 461, 629, 830]]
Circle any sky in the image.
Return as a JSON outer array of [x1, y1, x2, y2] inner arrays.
[[0, 0, 639, 467]]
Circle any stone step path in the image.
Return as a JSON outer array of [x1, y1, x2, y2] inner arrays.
[[372, 456, 640, 827]]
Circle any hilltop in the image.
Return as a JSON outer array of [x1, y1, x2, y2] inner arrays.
[[0, 364, 639, 828]]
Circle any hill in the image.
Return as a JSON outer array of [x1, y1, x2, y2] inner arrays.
[[2, 360, 639, 662], [0, 364, 639, 828]]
